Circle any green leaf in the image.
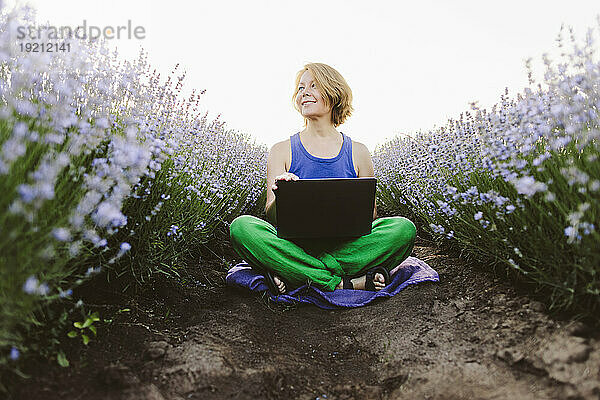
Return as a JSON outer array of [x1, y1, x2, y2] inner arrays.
[[91, 312, 100, 321], [82, 334, 90, 345], [82, 318, 92, 328], [73, 321, 83, 328], [57, 351, 69, 367], [89, 325, 97, 335], [67, 331, 78, 338]]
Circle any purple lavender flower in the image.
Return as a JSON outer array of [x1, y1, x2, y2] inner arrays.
[[10, 347, 20, 361], [52, 227, 71, 242], [22, 275, 39, 294], [512, 176, 547, 197]]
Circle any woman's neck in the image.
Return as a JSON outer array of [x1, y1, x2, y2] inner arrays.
[[301, 123, 339, 140]]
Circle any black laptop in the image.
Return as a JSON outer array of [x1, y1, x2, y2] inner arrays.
[[274, 177, 377, 239]]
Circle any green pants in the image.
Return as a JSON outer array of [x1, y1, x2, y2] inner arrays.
[[229, 215, 417, 291]]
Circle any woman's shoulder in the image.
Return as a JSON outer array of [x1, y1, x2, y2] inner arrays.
[[268, 137, 292, 163], [269, 138, 292, 155], [268, 138, 293, 172], [349, 138, 370, 157]]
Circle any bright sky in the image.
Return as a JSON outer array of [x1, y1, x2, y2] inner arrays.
[[6, 0, 600, 153]]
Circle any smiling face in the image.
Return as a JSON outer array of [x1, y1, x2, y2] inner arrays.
[[295, 70, 331, 121]]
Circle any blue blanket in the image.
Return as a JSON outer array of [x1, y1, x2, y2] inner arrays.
[[226, 256, 439, 309]]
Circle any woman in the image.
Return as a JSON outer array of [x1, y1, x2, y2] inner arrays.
[[229, 62, 417, 295]]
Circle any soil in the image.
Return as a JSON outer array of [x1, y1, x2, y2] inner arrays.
[[8, 225, 600, 400]]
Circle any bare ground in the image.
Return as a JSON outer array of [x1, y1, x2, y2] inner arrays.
[[9, 234, 600, 400]]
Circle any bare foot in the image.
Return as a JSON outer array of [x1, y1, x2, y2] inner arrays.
[[273, 275, 286, 294], [335, 272, 386, 290]]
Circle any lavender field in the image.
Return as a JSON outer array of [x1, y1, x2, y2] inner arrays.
[[0, 4, 266, 385], [373, 24, 599, 312], [0, 3, 599, 398]]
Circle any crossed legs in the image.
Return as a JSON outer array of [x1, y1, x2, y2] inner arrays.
[[229, 214, 416, 292]]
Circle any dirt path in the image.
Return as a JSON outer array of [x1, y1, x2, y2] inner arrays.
[[12, 238, 600, 400]]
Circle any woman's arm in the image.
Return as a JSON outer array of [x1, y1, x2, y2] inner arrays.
[[355, 142, 378, 220], [265, 141, 289, 226]]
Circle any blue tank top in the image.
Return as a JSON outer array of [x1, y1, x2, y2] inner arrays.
[[288, 131, 358, 179]]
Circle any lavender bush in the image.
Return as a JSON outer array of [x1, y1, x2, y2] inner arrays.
[[0, 5, 162, 379], [374, 21, 599, 314], [113, 72, 267, 285], [0, 3, 265, 383]]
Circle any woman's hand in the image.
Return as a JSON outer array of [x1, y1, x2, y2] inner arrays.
[[272, 172, 299, 191]]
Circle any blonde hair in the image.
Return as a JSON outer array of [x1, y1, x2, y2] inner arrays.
[[291, 62, 354, 128]]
